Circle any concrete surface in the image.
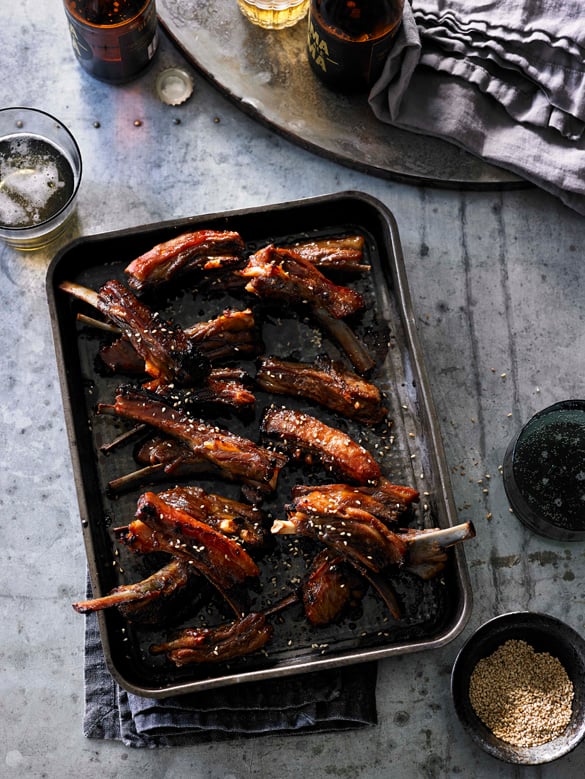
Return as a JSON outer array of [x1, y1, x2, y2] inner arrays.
[[1, 2, 585, 777]]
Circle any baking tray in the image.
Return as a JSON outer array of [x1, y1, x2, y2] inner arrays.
[[47, 191, 473, 698]]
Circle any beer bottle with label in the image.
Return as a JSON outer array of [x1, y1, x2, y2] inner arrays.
[[307, 0, 404, 92], [64, 1, 159, 84]]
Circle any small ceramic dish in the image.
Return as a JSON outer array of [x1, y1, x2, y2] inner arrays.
[[451, 612, 585, 764], [502, 400, 585, 542]]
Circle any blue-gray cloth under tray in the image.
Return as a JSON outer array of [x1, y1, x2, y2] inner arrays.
[[82, 585, 378, 748]]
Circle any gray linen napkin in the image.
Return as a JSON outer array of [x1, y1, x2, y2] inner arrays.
[[369, 2, 422, 123], [414, 0, 585, 141], [82, 582, 378, 747], [369, 2, 585, 215]]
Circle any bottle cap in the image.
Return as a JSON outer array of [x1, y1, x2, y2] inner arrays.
[[155, 67, 194, 106]]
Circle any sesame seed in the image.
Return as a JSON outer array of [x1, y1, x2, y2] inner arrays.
[[468, 639, 574, 747]]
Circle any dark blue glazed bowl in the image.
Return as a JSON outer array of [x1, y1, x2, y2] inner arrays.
[[503, 400, 585, 542]]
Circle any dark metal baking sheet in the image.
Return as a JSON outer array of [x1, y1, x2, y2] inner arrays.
[[47, 191, 472, 698], [157, 0, 523, 189]]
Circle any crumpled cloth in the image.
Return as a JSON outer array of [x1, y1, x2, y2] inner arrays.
[[82, 583, 378, 748], [415, 0, 585, 141], [369, 2, 422, 122], [369, 1, 585, 215]]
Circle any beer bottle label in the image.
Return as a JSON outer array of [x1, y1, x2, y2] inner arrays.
[[65, 1, 159, 84], [307, 12, 399, 90]]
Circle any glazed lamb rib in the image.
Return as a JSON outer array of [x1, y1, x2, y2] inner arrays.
[[116, 519, 251, 616], [99, 308, 261, 374], [97, 279, 211, 386], [241, 245, 375, 374], [62, 281, 259, 410], [290, 480, 420, 526], [124, 229, 246, 293], [184, 308, 261, 362], [275, 510, 408, 574], [135, 491, 260, 585], [157, 484, 269, 550], [274, 509, 474, 620], [115, 491, 260, 616], [149, 592, 299, 667], [151, 368, 256, 414], [287, 235, 369, 273], [293, 480, 420, 622], [107, 437, 219, 493], [302, 548, 368, 626], [61, 278, 210, 386], [72, 558, 197, 620], [150, 612, 273, 666], [261, 406, 381, 485], [107, 432, 265, 494], [99, 385, 286, 494], [255, 355, 387, 424], [92, 486, 268, 619], [273, 512, 476, 581], [240, 245, 365, 319]]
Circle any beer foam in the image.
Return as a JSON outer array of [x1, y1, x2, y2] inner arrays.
[[0, 187, 28, 226], [0, 138, 66, 227]]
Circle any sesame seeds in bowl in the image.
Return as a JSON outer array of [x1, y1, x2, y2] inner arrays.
[[451, 612, 585, 764]]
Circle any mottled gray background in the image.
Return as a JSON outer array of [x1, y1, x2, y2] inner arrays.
[[1, 2, 584, 777]]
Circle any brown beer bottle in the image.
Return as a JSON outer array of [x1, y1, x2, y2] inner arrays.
[[307, 0, 404, 92], [64, 0, 159, 84]]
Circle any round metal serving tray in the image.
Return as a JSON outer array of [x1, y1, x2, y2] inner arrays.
[[157, 0, 524, 189]]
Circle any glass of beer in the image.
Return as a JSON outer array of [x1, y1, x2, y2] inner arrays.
[[236, 0, 309, 29], [0, 107, 82, 251]]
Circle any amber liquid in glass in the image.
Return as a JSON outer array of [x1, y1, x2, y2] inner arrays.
[[0, 136, 75, 229], [237, 0, 309, 30]]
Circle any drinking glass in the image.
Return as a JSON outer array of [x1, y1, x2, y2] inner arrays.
[[236, 0, 309, 30], [0, 107, 82, 251]]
